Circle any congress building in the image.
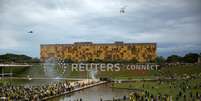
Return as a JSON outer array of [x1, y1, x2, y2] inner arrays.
[[40, 42, 157, 63]]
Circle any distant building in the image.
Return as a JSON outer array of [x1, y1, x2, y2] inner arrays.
[[40, 42, 157, 63]]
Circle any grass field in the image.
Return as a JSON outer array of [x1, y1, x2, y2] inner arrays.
[[1, 63, 201, 79], [160, 64, 201, 77], [111, 64, 201, 101], [95, 64, 201, 80], [112, 78, 201, 101]]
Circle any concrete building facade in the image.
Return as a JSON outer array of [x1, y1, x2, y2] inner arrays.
[[40, 42, 157, 63]]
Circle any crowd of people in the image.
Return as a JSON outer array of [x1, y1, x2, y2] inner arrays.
[[129, 78, 201, 101], [0, 80, 97, 100], [129, 90, 201, 101], [1, 75, 201, 101]]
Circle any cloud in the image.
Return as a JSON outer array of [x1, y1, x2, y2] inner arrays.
[[0, 0, 201, 57], [0, 31, 20, 49]]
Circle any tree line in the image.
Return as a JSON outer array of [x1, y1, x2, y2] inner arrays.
[[156, 53, 201, 64], [0, 53, 40, 63]]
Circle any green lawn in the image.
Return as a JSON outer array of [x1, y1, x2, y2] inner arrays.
[[160, 64, 201, 77], [112, 78, 201, 101], [1, 64, 201, 79]]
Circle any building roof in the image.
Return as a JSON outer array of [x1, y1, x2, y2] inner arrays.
[[40, 42, 156, 46]]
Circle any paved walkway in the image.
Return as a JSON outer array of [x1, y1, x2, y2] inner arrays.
[[0, 64, 32, 67], [0, 77, 91, 80]]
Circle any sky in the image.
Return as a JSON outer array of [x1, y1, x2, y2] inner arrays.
[[0, 0, 201, 58]]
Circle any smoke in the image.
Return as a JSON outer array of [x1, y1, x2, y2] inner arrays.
[[43, 57, 60, 78], [89, 68, 98, 81]]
